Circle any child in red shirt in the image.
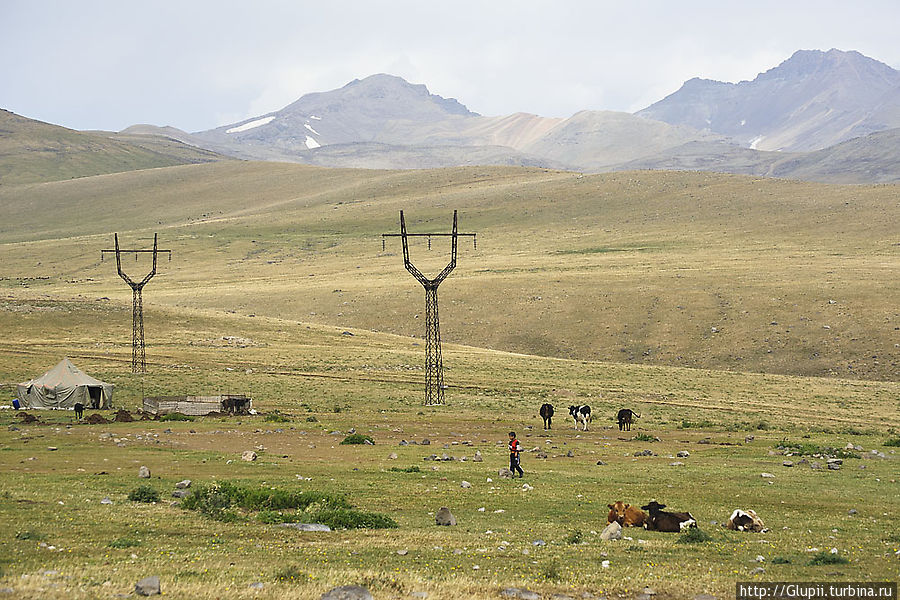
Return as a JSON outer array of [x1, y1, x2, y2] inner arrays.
[[508, 431, 524, 478]]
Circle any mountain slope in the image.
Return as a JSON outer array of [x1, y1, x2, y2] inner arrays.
[[0, 110, 226, 185], [637, 49, 900, 152]]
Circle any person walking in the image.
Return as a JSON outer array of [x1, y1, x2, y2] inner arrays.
[[508, 431, 524, 478]]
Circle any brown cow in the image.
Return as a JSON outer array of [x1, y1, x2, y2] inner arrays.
[[607, 501, 647, 527]]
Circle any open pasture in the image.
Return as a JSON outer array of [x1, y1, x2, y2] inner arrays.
[[1, 299, 898, 599]]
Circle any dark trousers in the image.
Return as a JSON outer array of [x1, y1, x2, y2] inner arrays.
[[510, 454, 523, 477]]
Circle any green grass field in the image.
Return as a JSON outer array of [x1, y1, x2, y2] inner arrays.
[[0, 163, 898, 598]]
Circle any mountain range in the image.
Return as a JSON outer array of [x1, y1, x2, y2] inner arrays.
[[3, 48, 899, 184]]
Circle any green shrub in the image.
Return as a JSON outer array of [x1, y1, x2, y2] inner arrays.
[[677, 528, 712, 543], [679, 420, 715, 429], [772, 556, 791, 564], [632, 433, 656, 442], [159, 413, 194, 422], [388, 466, 421, 473], [183, 482, 350, 521], [108, 537, 141, 549], [15, 530, 45, 541], [306, 416, 318, 422], [264, 413, 290, 423], [273, 565, 309, 583], [128, 485, 160, 503], [776, 440, 860, 459], [340, 433, 374, 445], [807, 551, 849, 565], [257, 510, 293, 524], [883, 437, 900, 447], [540, 560, 561, 581], [310, 508, 398, 530], [565, 529, 584, 544]]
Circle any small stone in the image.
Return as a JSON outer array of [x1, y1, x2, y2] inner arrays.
[[693, 595, 717, 600], [677, 450, 690, 458], [278, 523, 331, 531], [783, 461, 794, 467], [848, 509, 858, 516], [755, 555, 765, 562], [601, 559, 610, 568], [750, 567, 765, 575], [522, 483, 533, 491], [421, 439, 430, 445], [473, 451, 483, 462], [410, 593, 428, 599], [135, 575, 160, 596], [670, 461, 685, 466], [47, 446, 58, 451], [174, 480, 191, 489], [388, 453, 398, 460], [435, 507, 456, 526], [138, 466, 150, 478], [566, 449, 574, 457], [760, 473, 775, 479], [810, 462, 823, 470], [498, 468, 513, 478], [171, 490, 189, 499], [827, 463, 841, 470], [242, 451, 257, 462], [397, 549, 408, 555], [500, 588, 540, 600], [532, 539, 546, 546], [248, 582, 264, 589], [595, 460, 605, 465], [320, 585, 373, 600]]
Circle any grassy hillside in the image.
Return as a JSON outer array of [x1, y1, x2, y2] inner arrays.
[[0, 162, 897, 382], [0, 299, 898, 599], [0, 109, 227, 185]]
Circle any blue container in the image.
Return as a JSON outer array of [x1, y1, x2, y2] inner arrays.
[[12, 398, 20, 410]]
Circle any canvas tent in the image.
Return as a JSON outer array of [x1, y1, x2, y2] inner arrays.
[[16, 358, 113, 409]]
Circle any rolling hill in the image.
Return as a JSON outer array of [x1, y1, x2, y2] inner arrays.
[[0, 161, 896, 382], [0, 109, 227, 185]]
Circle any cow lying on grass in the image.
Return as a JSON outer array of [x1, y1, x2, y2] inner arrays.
[[641, 500, 697, 532], [607, 501, 647, 527], [725, 509, 767, 532]]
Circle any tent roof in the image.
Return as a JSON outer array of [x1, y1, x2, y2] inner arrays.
[[21, 358, 111, 388]]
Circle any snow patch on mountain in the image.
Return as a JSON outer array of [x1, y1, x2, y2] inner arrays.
[[305, 136, 320, 149], [226, 116, 275, 134]]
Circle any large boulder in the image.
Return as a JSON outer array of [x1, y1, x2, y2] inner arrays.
[[600, 520, 623, 541], [435, 507, 456, 526], [135, 575, 160, 596]]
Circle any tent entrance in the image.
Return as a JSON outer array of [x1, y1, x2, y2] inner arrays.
[[88, 386, 102, 409]]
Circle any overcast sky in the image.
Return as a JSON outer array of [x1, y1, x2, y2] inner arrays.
[[3, 0, 899, 133]]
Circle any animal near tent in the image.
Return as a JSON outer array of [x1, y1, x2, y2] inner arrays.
[[16, 358, 113, 410]]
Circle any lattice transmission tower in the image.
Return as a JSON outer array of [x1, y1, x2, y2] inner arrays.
[[102, 233, 171, 373], [383, 211, 476, 405]]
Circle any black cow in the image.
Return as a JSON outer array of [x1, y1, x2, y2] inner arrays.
[[74, 402, 84, 420], [569, 405, 592, 431], [641, 500, 697, 532], [617, 408, 641, 431], [539, 403, 554, 430]]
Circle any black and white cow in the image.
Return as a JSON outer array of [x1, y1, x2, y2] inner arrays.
[[616, 408, 640, 431], [539, 403, 554, 430], [641, 500, 697, 532], [568, 405, 592, 431]]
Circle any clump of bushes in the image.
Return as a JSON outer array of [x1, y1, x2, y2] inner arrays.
[[632, 433, 656, 442], [273, 565, 310, 583], [128, 485, 160, 503], [883, 437, 900, 447], [108, 537, 141, 549], [677, 528, 712, 543], [182, 482, 394, 529], [679, 420, 716, 429], [15, 530, 45, 541], [776, 440, 860, 459], [388, 466, 421, 473], [341, 433, 374, 445], [159, 413, 194, 422], [264, 412, 290, 423], [306, 416, 319, 423], [771, 556, 791, 564], [564, 529, 584, 544], [807, 551, 849, 566]]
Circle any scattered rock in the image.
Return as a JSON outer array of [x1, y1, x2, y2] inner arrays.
[[532, 539, 546, 546], [783, 461, 794, 467], [473, 451, 483, 462], [693, 595, 717, 600], [435, 507, 456, 526], [566, 449, 574, 457], [399, 440, 409, 446], [848, 509, 858, 516], [242, 450, 257, 462], [410, 593, 428, 599], [138, 466, 150, 479], [421, 439, 431, 445], [461, 481, 472, 488], [388, 453, 398, 460], [522, 483, 533, 491], [248, 582, 265, 590], [827, 458, 843, 466], [600, 521, 623, 541], [320, 585, 373, 600], [397, 549, 408, 555], [595, 460, 605, 465], [749, 567, 765, 575], [0, 588, 14, 594], [277, 523, 331, 532], [670, 461, 685, 467], [677, 450, 690, 458], [100, 497, 113, 505], [500, 588, 541, 600], [171, 490, 189, 499], [135, 575, 160, 596], [498, 468, 513, 479], [760, 473, 775, 479], [810, 462, 823, 470], [47, 446, 58, 451], [175, 480, 191, 489], [827, 463, 841, 471]]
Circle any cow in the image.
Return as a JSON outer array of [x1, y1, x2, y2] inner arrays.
[[725, 509, 767, 532], [607, 501, 647, 527], [641, 500, 697, 532], [569, 405, 592, 431], [539, 403, 554, 430], [74, 402, 84, 420], [616, 408, 641, 431]]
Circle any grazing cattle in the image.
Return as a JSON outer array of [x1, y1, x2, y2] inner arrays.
[[616, 408, 641, 431], [539, 403, 554, 430], [725, 509, 767, 532], [607, 501, 647, 527], [569, 405, 592, 431], [641, 500, 697, 532], [74, 402, 84, 420]]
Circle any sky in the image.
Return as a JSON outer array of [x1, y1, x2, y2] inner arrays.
[[2, 0, 899, 133]]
